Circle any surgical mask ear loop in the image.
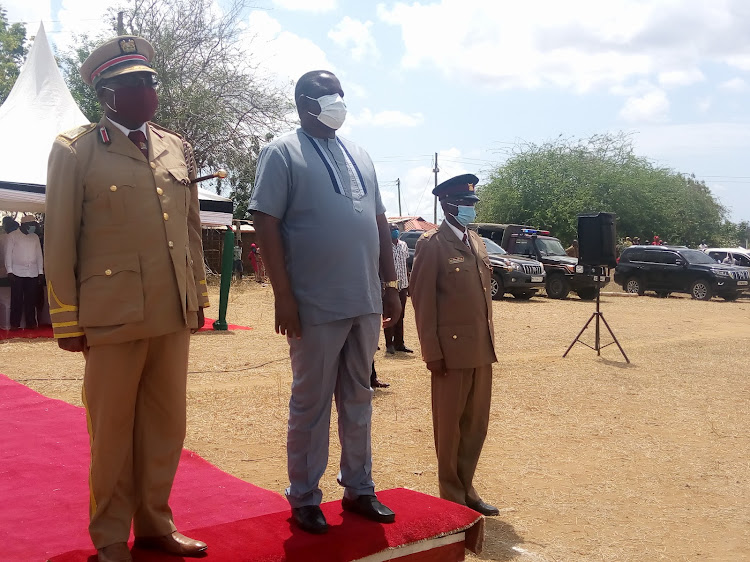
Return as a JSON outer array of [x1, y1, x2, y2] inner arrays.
[[102, 86, 117, 113]]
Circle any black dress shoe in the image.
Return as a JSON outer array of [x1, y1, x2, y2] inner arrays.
[[466, 499, 500, 516], [371, 377, 390, 388], [292, 505, 328, 534], [385, 346, 396, 355], [342, 494, 395, 523], [394, 346, 413, 353]]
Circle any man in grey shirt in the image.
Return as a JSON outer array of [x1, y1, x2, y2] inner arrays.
[[250, 70, 401, 534]]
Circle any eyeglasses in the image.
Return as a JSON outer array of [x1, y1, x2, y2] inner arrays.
[[103, 73, 159, 89]]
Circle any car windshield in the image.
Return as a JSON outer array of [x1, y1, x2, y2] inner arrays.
[[683, 249, 723, 265], [537, 238, 567, 256], [482, 237, 507, 254]]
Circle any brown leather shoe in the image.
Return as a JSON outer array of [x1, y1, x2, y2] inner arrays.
[[133, 531, 207, 556], [97, 542, 132, 562]]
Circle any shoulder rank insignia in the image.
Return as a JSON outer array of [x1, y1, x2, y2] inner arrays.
[[58, 123, 96, 143], [99, 126, 111, 145], [449, 256, 464, 264]]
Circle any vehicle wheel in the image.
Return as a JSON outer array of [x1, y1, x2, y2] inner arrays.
[[576, 287, 599, 301], [511, 291, 535, 300], [624, 277, 644, 296], [546, 275, 570, 299], [655, 291, 670, 298], [690, 279, 713, 300], [722, 292, 740, 302], [490, 274, 504, 300]]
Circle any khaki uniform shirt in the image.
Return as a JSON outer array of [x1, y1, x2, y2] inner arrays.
[[44, 118, 210, 346], [410, 222, 497, 370]]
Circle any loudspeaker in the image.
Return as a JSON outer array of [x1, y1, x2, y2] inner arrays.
[[577, 212, 617, 267]]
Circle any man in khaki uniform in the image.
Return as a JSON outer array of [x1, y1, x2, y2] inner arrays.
[[44, 36, 210, 562], [409, 174, 500, 517]]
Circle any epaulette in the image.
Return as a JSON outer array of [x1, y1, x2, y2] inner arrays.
[[148, 122, 185, 141], [420, 229, 438, 240], [57, 123, 96, 144]]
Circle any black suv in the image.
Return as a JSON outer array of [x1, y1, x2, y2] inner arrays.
[[482, 237, 546, 299], [399, 230, 425, 270], [614, 245, 749, 301]]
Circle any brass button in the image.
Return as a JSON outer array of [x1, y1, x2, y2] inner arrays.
[[156, 187, 163, 195], [105, 269, 112, 276], [109, 185, 117, 192], [168, 241, 174, 248], [455, 267, 460, 272], [163, 213, 169, 221], [452, 335, 457, 340], [150, 162, 156, 169]]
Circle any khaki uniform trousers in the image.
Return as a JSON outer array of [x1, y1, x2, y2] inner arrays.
[[431, 364, 492, 505], [82, 328, 190, 548]]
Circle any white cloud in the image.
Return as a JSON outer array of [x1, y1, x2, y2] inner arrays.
[[658, 69, 705, 87], [244, 10, 336, 90], [619, 89, 670, 122], [54, 0, 123, 51], [2, 1, 51, 27], [377, 0, 750, 93], [698, 96, 712, 112], [718, 77, 749, 92], [272, 0, 336, 12], [328, 16, 379, 62], [347, 108, 423, 128]]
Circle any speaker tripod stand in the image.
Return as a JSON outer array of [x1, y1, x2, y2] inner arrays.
[[563, 266, 629, 363]]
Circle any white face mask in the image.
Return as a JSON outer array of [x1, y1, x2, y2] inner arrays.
[[305, 93, 347, 130]]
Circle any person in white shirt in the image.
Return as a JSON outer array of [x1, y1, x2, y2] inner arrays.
[[5, 215, 43, 329]]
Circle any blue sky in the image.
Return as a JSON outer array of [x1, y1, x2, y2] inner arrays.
[[6, 0, 750, 224]]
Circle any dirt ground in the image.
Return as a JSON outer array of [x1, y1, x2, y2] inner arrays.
[[1, 282, 749, 561]]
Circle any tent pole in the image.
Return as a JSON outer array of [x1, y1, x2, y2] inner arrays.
[[212, 226, 234, 330]]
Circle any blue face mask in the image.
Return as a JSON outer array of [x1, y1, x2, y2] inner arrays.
[[26, 225, 36, 234], [454, 205, 476, 227], [391, 229, 399, 240]]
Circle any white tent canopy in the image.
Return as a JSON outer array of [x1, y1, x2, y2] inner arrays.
[[0, 24, 233, 225]]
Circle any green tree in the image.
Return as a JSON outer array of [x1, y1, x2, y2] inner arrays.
[[57, 0, 294, 218], [0, 6, 27, 104], [477, 133, 730, 247]]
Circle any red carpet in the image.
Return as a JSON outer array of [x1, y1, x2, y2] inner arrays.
[[0, 317, 251, 341], [0, 374, 483, 562]]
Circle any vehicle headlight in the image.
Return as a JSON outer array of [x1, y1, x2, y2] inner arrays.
[[711, 268, 730, 277], [564, 264, 576, 273], [511, 261, 523, 271]]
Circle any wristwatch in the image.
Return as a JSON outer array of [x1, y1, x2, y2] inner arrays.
[[383, 280, 399, 290]]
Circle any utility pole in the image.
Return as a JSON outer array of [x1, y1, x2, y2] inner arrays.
[[117, 11, 124, 35], [396, 178, 402, 216], [432, 152, 439, 224]]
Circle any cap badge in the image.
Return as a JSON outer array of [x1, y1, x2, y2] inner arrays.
[[119, 38, 137, 54], [468, 183, 475, 191]]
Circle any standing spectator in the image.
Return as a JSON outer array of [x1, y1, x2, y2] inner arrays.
[[45, 36, 209, 561], [384, 226, 412, 355], [623, 237, 633, 248], [652, 235, 661, 245], [633, 236, 641, 245], [248, 243, 262, 283], [0, 216, 18, 278], [250, 70, 401, 535], [699, 240, 708, 251], [5, 216, 43, 329], [233, 240, 244, 281], [410, 174, 500, 517], [565, 239, 579, 258]]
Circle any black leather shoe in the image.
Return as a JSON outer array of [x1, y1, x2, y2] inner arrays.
[[292, 505, 328, 534], [385, 346, 395, 355], [371, 376, 390, 388], [466, 499, 500, 516], [394, 346, 413, 353], [342, 495, 395, 523]]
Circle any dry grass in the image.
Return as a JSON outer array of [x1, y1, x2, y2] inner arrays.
[[2, 281, 749, 561]]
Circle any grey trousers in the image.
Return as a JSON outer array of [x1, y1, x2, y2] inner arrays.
[[285, 313, 380, 507]]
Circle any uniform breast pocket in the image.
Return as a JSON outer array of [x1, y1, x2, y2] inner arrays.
[[84, 172, 137, 225], [168, 166, 191, 216], [78, 253, 144, 327], [445, 262, 467, 289]]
